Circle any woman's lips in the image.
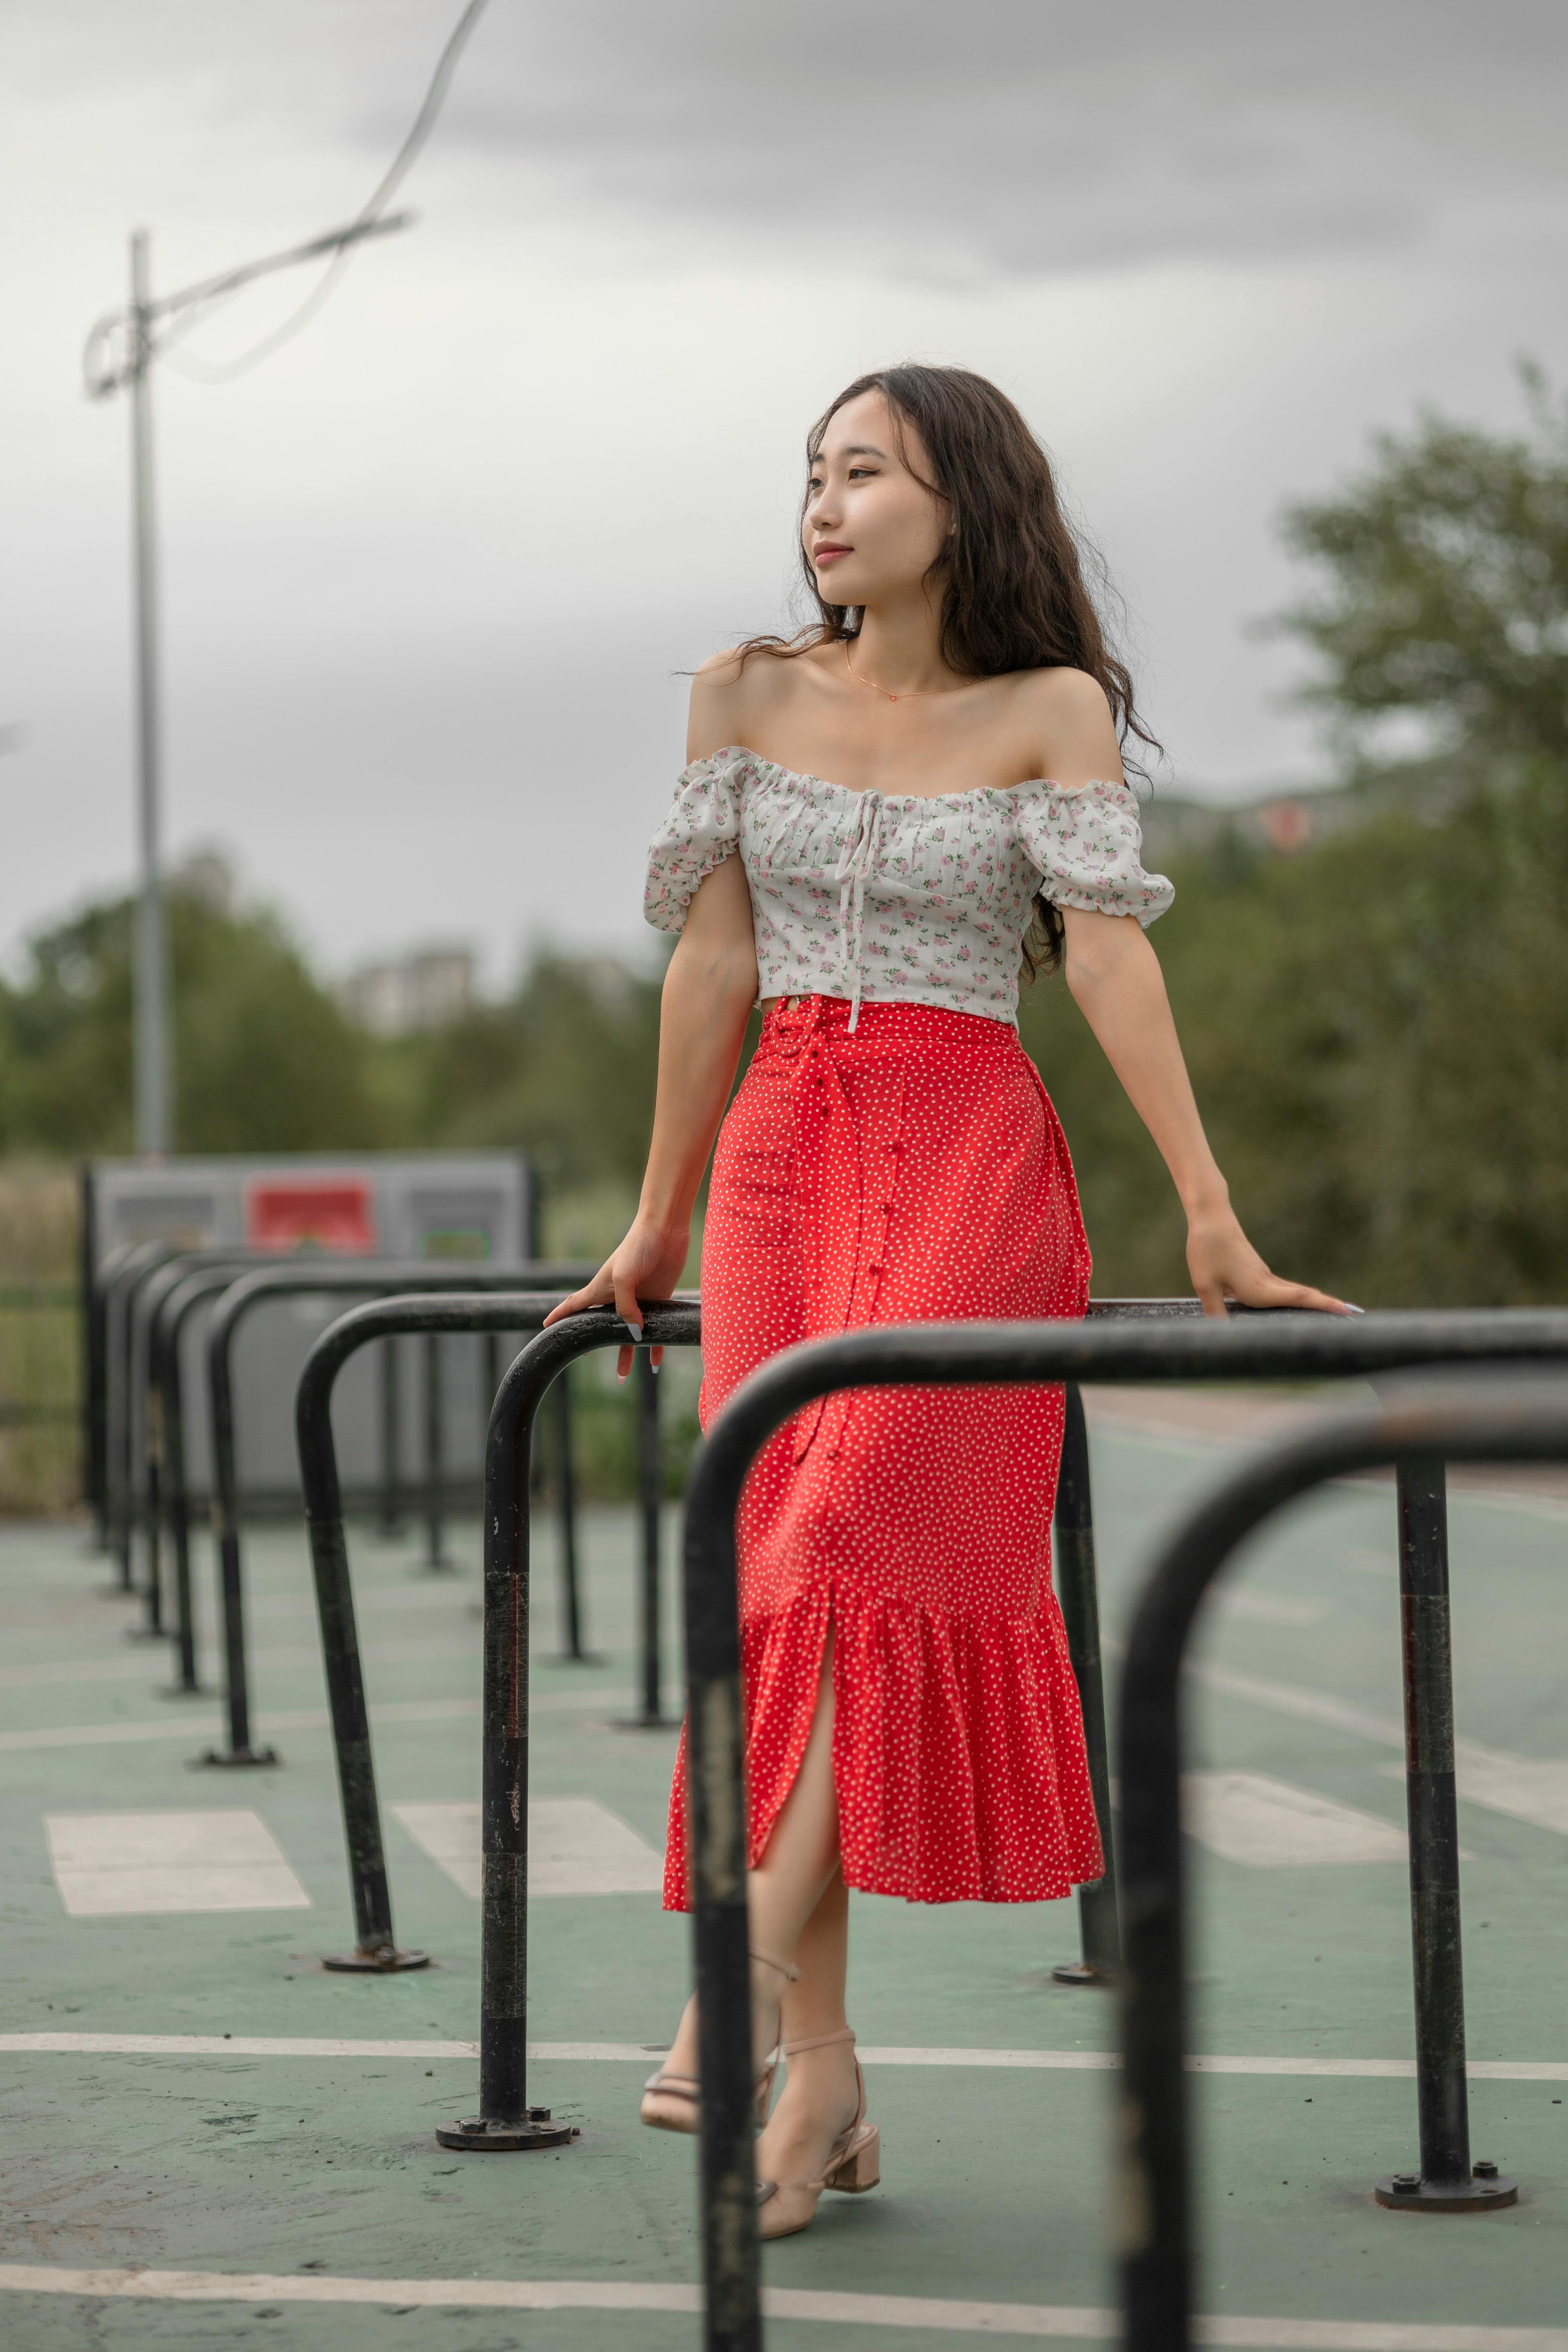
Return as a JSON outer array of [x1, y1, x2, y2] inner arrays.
[[814, 545, 851, 564]]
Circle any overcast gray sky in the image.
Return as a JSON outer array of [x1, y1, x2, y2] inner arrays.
[[3, 0, 1566, 986]]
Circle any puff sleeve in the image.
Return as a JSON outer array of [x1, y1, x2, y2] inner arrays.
[[1017, 779, 1174, 925], [643, 751, 744, 933]]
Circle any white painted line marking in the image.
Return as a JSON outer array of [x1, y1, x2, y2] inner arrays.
[[1182, 1773, 1410, 1867], [1189, 1661, 1568, 1839], [1210, 1591, 1328, 1628], [390, 1798, 664, 1897], [3, 2032, 1566, 2081], [0, 2267, 1564, 2346], [44, 1811, 310, 1917], [1450, 1756, 1568, 1838], [1184, 1661, 1407, 1749]]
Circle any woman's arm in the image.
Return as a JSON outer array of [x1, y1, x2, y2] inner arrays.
[[1060, 906, 1353, 1317], [544, 852, 758, 1372]]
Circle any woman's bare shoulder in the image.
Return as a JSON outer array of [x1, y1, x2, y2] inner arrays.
[[686, 642, 820, 762], [1008, 665, 1125, 786]]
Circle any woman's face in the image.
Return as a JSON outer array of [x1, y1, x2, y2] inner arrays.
[[802, 390, 949, 609]]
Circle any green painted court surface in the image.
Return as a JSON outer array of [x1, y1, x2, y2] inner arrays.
[[3, 1403, 1568, 2349]]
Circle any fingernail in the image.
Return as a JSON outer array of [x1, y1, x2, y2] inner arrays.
[[625, 1320, 643, 1343], [617, 1366, 629, 1384], [1344, 1303, 1366, 1315], [652, 1358, 661, 1375]]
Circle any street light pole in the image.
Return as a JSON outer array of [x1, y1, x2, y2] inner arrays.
[[81, 2, 485, 1164], [127, 228, 173, 1159]]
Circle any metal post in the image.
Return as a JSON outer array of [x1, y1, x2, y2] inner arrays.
[[437, 1329, 577, 2153], [129, 1382, 167, 1640], [104, 1244, 172, 1592], [158, 1306, 202, 1694], [1374, 1458, 1513, 2210], [128, 229, 173, 1161], [377, 1338, 404, 1537], [554, 1367, 588, 1660], [199, 1316, 276, 1769], [81, 1168, 108, 1550], [297, 1311, 431, 1974], [1051, 1381, 1121, 1983], [422, 1331, 453, 1571], [617, 1349, 676, 1729]]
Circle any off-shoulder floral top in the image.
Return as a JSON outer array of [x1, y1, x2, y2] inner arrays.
[[644, 746, 1173, 1029]]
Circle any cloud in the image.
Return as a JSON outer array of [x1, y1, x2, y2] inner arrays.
[[423, 0, 1568, 275]]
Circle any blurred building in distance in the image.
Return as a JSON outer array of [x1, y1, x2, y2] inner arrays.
[[1137, 757, 1473, 871], [169, 846, 237, 917], [337, 945, 474, 1037]]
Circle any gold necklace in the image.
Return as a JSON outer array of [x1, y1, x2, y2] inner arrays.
[[843, 641, 967, 703]]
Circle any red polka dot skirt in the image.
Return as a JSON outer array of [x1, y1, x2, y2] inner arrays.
[[663, 994, 1105, 1909]]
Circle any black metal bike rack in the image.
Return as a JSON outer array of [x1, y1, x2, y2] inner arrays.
[[1115, 1393, 1568, 2349], [374, 1303, 701, 2142], [150, 1261, 272, 1694], [677, 1308, 1568, 2352], [129, 1251, 260, 1655], [199, 1260, 591, 1767], [292, 1290, 616, 1969], [294, 1294, 694, 1971], [147, 1254, 508, 1694]]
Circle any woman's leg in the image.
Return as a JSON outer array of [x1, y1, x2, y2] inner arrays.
[[663, 1642, 842, 2082], [755, 1864, 860, 2191]]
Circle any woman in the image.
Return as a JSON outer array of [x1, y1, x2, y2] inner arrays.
[[547, 363, 1349, 2241]]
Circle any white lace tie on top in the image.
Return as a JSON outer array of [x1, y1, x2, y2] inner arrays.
[[833, 791, 887, 1029], [644, 746, 1174, 1029]]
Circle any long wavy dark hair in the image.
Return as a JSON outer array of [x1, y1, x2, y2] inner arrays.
[[735, 363, 1159, 977]]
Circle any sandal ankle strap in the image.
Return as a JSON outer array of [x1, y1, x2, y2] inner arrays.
[[781, 2027, 856, 2056], [749, 1945, 800, 1983]]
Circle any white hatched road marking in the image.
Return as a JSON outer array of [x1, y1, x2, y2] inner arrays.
[[0, 1641, 490, 1690], [390, 1798, 664, 1897], [44, 1811, 310, 1917], [0, 2265, 1563, 2346], [1210, 1591, 1328, 1629], [1380, 1756, 1568, 1838], [0, 1689, 639, 1755], [2, 2032, 1566, 2081], [1182, 1773, 1412, 1867], [1188, 1662, 1568, 1836]]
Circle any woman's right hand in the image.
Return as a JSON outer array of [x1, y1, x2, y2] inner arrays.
[[543, 1214, 691, 1378]]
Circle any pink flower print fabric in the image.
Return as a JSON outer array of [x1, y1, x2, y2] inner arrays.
[[643, 747, 1173, 1029]]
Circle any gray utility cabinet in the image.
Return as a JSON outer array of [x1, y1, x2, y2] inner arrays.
[[84, 1151, 534, 1516]]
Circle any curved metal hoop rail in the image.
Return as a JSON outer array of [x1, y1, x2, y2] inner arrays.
[[680, 1309, 1568, 2352], [1118, 1396, 1568, 2350], [203, 1259, 590, 1764], [292, 1288, 679, 1971]]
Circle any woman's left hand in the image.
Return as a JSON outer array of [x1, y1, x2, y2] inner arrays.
[[1185, 1200, 1357, 1320]]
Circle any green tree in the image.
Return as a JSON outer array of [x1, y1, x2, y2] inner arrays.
[[0, 884, 384, 1154], [1025, 371, 1568, 1306], [1276, 365, 1568, 766], [395, 953, 666, 1190]]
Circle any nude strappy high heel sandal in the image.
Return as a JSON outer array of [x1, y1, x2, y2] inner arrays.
[[639, 1947, 799, 2135], [755, 2027, 879, 2240]]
